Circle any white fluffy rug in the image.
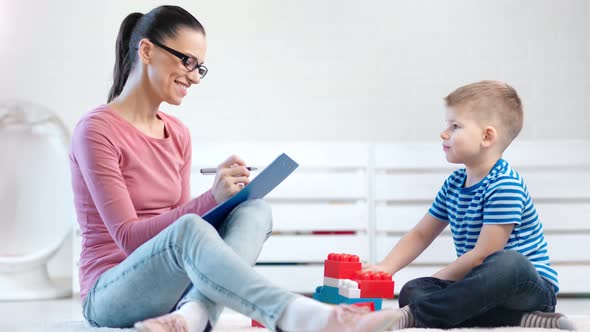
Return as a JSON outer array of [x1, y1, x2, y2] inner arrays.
[[37, 314, 590, 331]]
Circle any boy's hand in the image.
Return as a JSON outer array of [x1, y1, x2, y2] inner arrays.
[[361, 263, 392, 275]]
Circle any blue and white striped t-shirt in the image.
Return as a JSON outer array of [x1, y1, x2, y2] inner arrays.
[[428, 159, 559, 292]]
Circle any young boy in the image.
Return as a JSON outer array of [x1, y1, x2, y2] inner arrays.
[[366, 81, 575, 330]]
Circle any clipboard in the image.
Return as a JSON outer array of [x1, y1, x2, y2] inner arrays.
[[202, 153, 299, 228]]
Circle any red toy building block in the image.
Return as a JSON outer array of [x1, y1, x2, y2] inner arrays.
[[354, 271, 394, 299], [252, 319, 265, 328], [324, 253, 362, 279], [352, 301, 375, 311]]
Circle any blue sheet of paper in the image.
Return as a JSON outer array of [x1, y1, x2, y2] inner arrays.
[[202, 153, 299, 228]]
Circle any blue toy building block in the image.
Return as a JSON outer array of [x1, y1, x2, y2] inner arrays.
[[313, 286, 341, 304], [313, 286, 383, 310]]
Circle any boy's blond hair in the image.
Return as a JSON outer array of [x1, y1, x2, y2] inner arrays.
[[445, 80, 523, 150]]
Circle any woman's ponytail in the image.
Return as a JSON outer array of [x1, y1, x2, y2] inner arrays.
[[107, 12, 143, 103]]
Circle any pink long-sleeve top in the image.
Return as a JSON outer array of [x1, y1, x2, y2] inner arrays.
[[70, 105, 217, 300]]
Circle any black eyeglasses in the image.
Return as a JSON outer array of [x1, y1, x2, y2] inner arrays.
[[150, 40, 208, 78]]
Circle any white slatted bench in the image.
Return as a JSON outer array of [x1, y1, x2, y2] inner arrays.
[[72, 140, 590, 296], [190, 142, 370, 294]]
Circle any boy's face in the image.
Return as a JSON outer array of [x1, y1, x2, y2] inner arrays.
[[440, 106, 486, 165]]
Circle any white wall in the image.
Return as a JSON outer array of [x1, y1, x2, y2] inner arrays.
[[0, 0, 588, 280], [1, 0, 589, 142]]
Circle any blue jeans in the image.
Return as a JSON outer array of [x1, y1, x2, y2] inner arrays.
[[82, 200, 295, 331], [399, 250, 557, 328]]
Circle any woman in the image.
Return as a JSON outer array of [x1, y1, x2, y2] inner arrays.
[[70, 5, 403, 332]]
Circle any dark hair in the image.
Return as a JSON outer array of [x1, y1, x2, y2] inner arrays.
[[107, 5, 205, 102]]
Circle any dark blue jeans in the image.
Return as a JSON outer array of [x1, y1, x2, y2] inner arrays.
[[398, 250, 557, 328]]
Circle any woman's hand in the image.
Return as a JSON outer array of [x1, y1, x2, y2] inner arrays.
[[211, 155, 251, 203]]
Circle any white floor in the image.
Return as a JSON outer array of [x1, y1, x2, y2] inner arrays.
[[1, 296, 589, 332]]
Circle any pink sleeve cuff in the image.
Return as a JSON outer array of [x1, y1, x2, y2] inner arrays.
[[193, 189, 218, 216]]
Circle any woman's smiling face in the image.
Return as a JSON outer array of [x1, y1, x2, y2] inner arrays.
[[144, 27, 207, 105]]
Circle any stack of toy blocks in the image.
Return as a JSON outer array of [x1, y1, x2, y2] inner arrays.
[[312, 253, 394, 310], [252, 253, 394, 328]]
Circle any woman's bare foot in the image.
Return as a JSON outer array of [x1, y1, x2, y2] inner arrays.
[[134, 313, 188, 332]]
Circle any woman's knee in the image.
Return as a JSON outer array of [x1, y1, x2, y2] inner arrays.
[[252, 199, 273, 233], [231, 199, 273, 234], [173, 214, 217, 238]]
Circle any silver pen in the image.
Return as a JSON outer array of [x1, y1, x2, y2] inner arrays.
[[199, 166, 258, 175]]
